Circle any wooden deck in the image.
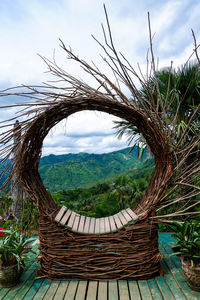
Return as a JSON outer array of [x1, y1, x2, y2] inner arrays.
[[0, 233, 200, 299]]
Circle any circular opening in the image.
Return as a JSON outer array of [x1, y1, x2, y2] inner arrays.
[[39, 111, 154, 217], [19, 98, 170, 216]]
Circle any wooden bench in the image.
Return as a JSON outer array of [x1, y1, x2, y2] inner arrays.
[[55, 206, 142, 234]]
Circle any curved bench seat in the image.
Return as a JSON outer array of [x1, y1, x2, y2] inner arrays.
[[55, 206, 143, 234]]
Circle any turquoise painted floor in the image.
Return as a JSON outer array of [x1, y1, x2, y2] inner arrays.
[[0, 233, 200, 299]]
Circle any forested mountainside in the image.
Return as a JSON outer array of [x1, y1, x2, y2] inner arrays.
[[39, 147, 150, 192]]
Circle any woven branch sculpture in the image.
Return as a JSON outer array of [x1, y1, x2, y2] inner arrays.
[[0, 8, 199, 280]]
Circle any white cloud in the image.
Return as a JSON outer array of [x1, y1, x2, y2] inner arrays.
[[42, 111, 129, 156], [0, 0, 200, 155], [150, 1, 181, 34]]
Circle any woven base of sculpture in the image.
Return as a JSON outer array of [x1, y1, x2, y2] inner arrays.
[[37, 215, 161, 280]]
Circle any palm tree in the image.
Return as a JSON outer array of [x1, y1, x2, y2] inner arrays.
[[111, 175, 132, 210], [114, 61, 200, 153]]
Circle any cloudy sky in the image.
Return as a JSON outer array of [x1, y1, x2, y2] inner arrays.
[[0, 0, 200, 156]]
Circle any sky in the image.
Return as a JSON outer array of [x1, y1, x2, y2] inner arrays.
[[0, 0, 200, 156]]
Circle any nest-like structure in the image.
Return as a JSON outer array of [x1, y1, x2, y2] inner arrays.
[[19, 98, 172, 215], [18, 97, 171, 280], [0, 10, 199, 280], [38, 214, 160, 280]]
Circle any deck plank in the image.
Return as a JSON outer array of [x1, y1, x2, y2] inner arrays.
[[118, 280, 129, 300], [0, 288, 10, 299], [43, 281, 61, 300], [64, 280, 78, 300], [87, 281, 98, 300], [75, 281, 88, 300], [128, 281, 141, 300], [53, 281, 70, 300], [138, 280, 153, 300], [3, 262, 39, 299], [159, 238, 190, 300], [33, 279, 52, 300], [98, 281, 108, 300], [147, 279, 163, 300], [156, 276, 175, 300], [108, 280, 119, 300], [163, 242, 200, 300], [161, 243, 199, 300], [12, 270, 39, 300], [160, 259, 187, 300], [22, 278, 44, 299]]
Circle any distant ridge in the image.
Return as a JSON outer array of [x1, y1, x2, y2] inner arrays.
[[39, 147, 149, 192]]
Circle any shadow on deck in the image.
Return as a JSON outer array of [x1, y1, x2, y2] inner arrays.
[[0, 233, 200, 300]]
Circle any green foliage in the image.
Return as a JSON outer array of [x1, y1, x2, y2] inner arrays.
[[113, 121, 151, 160], [114, 62, 200, 159], [21, 200, 39, 236], [143, 62, 200, 121], [1, 154, 156, 232], [94, 193, 120, 217], [52, 160, 153, 218], [169, 220, 200, 266], [0, 227, 35, 269], [0, 195, 39, 236], [39, 147, 148, 193]]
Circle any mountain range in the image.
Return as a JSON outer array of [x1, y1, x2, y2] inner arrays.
[[39, 147, 150, 192]]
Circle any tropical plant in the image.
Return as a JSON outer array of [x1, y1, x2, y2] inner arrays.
[[114, 61, 200, 155], [170, 220, 200, 267], [0, 227, 35, 270], [113, 120, 152, 160], [111, 175, 132, 209]]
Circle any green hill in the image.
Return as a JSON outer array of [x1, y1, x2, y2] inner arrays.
[[39, 147, 150, 192]]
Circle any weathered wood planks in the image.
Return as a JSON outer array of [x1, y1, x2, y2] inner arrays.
[[60, 209, 72, 225], [55, 206, 67, 222], [54, 206, 142, 234]]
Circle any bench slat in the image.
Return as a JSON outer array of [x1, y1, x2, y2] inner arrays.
[[78, 216, 85, 232], [56, 207, 139, 234], [126, 208, 138, 220], [83, 217, 91, 233], [113, 214, 123, 229], [72, 215, 80, 231], [60, 209, 72, 225], [121, 209, 132, 222], [67, 211, 76, 229], [104, 217, 110, 232], [116, 211, 127, 225], [55, 206, 67, 222], [99, 218, 105, 233], [89, 218, 95, 233], [95, 218, 100, 233], [109, 216, 117, 231]]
